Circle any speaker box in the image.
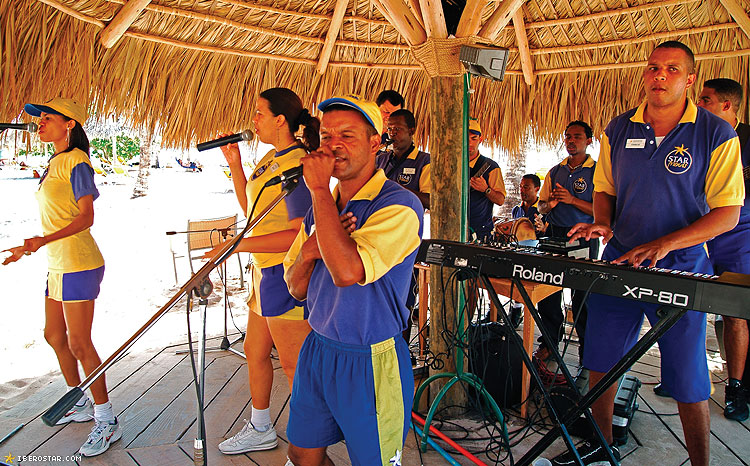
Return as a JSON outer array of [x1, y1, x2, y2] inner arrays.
[[467, 321, 524, 409]]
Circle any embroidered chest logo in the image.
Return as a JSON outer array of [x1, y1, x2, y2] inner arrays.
[[572, 177, 588, 193], [397, 172, 413, 185], [664, 144, 692, 175], [251, 160, 273, 180]]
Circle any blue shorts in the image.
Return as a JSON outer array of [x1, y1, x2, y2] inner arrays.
[[250, 263, 307, 319], [584, 242, 711, 403], [287, 331, 413, 466], [46, 266, 105, 302]]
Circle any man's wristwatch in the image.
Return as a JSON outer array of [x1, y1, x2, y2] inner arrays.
[[484, 187, 492, 195]]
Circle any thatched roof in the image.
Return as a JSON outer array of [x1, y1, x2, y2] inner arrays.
[[2, 0, 749, 153]]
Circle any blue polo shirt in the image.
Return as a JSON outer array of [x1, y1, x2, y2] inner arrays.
[[468, 154, 506, 236], [283, 170, 424, 345], [375, 145, 431, 198], [594, 99, 744, 251], [511, 201, 539, 221], [539, 155, 596, 228]]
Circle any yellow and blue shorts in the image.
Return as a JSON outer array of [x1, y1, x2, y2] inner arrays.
[[584, 242, 711, 403], [287, 331, 413, 466], [46, 265, 105, 302], [248, 263, 307, 320]]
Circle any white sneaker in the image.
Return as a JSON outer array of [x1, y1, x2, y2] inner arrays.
[[219, 420, 277, 454], [285, 457, 294, 466], [79, 417, 122, 457], [55, 398, 94, 425]]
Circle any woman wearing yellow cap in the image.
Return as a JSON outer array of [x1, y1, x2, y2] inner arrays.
[[2, 98, 120, 457]]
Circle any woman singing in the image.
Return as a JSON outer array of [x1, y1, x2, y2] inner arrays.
[[2, 98, 119, 456], [213, 88, 316, 455]]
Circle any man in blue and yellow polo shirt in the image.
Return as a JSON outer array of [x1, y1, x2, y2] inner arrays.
[[563, 42, 744, 466], [535, 121, 598, 366], [283, 96, 423, 466], [467, 119, 506, 242], [698, 77, 750, 422]]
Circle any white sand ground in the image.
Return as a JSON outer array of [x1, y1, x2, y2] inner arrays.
[[0, 160, 253, 413]]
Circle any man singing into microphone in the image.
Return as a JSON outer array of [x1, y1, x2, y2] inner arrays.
[[283, 95, 423, 466]]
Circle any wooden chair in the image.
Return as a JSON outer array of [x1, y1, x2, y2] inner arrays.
[[186, 215, 244, 287]]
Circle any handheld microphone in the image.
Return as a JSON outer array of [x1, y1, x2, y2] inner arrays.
[[264, 165, 303, 187], [196, 130, 253, 152], [0, 122, 38, 132]]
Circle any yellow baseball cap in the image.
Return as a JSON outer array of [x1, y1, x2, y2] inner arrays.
[[24, 97, 88, 125], [318, 95, 383, 134], [469, 118, 482, 136]]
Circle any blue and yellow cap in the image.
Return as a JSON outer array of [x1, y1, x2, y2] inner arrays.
[[24, 97, 87, 125], [318, 95, 383, 134], [469, 118, 482, 136]]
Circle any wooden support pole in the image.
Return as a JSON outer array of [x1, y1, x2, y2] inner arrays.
[[374, 0, 427, 45], [455, 0, 485, 37], [719, 0, 750, 40], [100, 0, 152, 48], [512, 10, 534, 85], [316, 0, 349, 74], [478, 0, 526, 42], [418, 0, 448, 38], [428, 75, 467, 413]]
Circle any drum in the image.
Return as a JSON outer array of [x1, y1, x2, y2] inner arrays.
[[494, 217, 536, 242]]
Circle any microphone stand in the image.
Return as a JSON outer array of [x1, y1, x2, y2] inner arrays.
[[42, 178, 301, 466], [167, 227, 245, 359]]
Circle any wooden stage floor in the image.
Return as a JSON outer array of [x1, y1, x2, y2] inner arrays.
[[1, 323, 749, 465]]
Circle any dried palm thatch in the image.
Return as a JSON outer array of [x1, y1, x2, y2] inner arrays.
[[1, 0, 749, 154]]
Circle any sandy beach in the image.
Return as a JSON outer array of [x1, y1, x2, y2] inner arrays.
[[0, 159, 253, 413]]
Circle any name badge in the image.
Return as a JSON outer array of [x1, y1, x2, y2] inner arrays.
[[625, 138, 646, 149], [403, 167, 416, 175], [270, 162, 280, 172]]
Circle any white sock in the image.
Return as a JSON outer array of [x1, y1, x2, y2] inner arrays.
[[68, 386, 89, 406], [251, 407, 271, 431], [94, 401, 115, 424]]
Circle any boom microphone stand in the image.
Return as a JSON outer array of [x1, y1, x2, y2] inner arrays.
[[167, 226, 245, 358], [42, 178, 301, 466]]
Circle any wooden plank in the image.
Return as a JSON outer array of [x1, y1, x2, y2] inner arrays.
[[315, 0, 349, 74], [719, 0, 750, 41], [100, 0, 152, 48], [478, 0, 526, 42], [512, 10, 535, 85], [418, 0, 448, 38], [6, 351, 191, 460], [372, 0, 427, 45], [77, 448, 140, 466], [455, 0, 484, 37], [127, 355, 240, 448], [127, 443, 194, 465], [178, 438, 259, 465]]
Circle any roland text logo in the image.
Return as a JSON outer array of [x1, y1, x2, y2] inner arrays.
[[512, 264, 563, 285]]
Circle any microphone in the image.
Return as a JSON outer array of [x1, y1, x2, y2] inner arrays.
[[0, 122, 38, 132], [196, 130, 253, 152], [264, 165, 303, 187]]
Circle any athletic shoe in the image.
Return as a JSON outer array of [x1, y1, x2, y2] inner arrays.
[[551, 440, 620, 466], [653, 383, 671, 398], [725, 381, 749, 422], [219, 420, 277, 454], [55, 398, 94, 425], [79, 417, 122, 457], [285, 458, 294, 466]]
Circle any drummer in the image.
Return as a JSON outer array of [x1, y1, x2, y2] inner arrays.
[[511, 174, 544, 228], [535, 120, 598, 365]]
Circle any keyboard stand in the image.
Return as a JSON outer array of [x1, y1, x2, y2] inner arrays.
[[503, 270, 685, 465], [479, 274, 619, 466]]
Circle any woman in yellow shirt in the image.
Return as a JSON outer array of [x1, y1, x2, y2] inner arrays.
[[3, 98, 119, 457], [211, 88, 317, 455]]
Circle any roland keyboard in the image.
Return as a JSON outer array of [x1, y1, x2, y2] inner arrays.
[[417, 239, 750, 319]]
